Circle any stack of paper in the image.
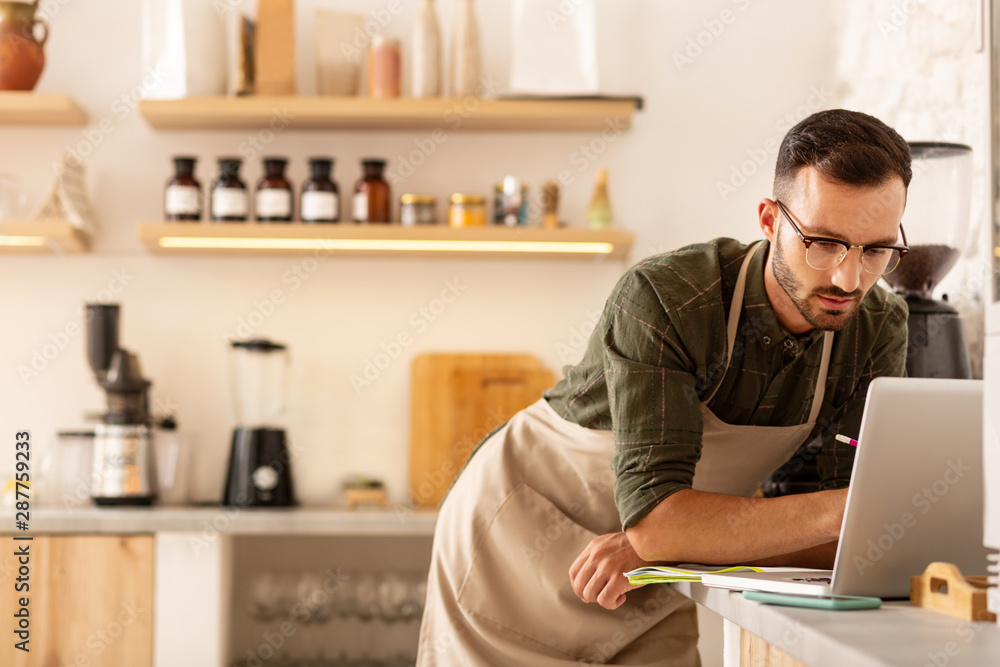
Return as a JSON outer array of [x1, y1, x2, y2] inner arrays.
[[624, 565, 765, 586]]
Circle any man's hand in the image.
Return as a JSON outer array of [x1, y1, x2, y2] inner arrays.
[[569, 531, 647, 610]]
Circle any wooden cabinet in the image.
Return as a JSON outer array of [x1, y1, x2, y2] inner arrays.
[[0, 535, 154, 667]]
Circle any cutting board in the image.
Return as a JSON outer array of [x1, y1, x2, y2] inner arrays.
[[409, 353, 554, 507]]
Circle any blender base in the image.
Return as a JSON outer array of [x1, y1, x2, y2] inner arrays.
[[223, 427, 296, 507]]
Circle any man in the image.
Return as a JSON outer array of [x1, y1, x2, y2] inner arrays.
[[417, 109, 911, 666]]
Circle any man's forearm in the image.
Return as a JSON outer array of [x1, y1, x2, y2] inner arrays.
[[624, 488, 847, 564]]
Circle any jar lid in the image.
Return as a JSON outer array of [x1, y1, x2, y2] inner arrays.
[[371, 34, 401, 48], [451, 193, 485, 204], [401, 194, 436, 205], [494, 181, 528, 191]]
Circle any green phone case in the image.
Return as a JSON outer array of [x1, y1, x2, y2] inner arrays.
[[742, 590, 882, 610]]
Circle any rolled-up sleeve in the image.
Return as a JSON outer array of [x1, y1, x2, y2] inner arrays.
[[605, 271, 706, 529]]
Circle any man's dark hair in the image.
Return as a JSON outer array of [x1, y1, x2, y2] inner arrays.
[[774, 109, 912, 202]]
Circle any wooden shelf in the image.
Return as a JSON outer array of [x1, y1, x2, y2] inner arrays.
[[138, 96, 641, 131], [0, 220, 90, 253], [0, 92, 87, 125], [138, 222, 633, 259]]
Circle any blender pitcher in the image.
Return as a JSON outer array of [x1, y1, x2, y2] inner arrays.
[[223, 339, 296, 507]]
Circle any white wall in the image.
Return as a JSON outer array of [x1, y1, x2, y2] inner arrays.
[[0, 0, 839, 507]]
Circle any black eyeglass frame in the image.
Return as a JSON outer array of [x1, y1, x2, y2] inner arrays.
[[774, 199, 909, 276]]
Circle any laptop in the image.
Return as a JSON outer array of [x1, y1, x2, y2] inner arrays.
[[701, 377, 989, 599]]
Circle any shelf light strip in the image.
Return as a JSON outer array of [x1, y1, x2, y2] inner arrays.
[[0, 235, 47, 247], [157, 236, 616, 254]]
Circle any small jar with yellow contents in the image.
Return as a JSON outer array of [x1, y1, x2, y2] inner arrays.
[[448, 193, 487, 228]]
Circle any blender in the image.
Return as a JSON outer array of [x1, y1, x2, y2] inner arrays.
[[86, 303, 158, 505], [883, 142, 974, 379], [223, 339, 296, 507]]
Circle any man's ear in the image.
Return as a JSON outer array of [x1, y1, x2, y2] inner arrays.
[[758, 198, 779, 242]]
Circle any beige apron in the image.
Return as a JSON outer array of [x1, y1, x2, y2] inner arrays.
[[417, 242, 833, 666]]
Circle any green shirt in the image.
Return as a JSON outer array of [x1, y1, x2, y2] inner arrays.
[[544, 238, 909, 529]]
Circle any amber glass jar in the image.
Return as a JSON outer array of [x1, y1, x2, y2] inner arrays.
[[255, 157, 293, 223], [210, 158, 248, 222], [165, 156, 202, 222], [449, 193, 487, 228], [353, 159, 391, 223], [301, 158, 339, 223]]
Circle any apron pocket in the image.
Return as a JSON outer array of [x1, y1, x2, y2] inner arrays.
[[457, 482, 684, 662]]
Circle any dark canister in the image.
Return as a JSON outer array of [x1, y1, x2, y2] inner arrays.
[[211, 158, 248, 222], [164, 156, 202, 222], [301, 158, 339, 223], [256, 157, 293, 223]]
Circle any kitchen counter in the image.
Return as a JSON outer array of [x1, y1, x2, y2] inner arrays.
[[673, 581, 1000, 666], [0, 505, 438, 536]]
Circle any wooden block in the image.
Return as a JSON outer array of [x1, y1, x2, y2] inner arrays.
[[345, 487, 388, 508], [255, 0, 296, 95], [910, 561, 997, 622]]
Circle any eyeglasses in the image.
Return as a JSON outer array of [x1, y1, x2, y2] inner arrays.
[[775, 200, 909, 277]]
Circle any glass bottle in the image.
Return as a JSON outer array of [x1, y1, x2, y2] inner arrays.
[[412, 0, 442, 98], [587, 168, 613, 229], [301, 158, 340, 223], [368, 35, 402, 99], [353, 159, 391, 223], [449, 0, 481, 98], [211, 158, 248, 223], [165, 156, 202, 222], [256, 157, 293, 223]]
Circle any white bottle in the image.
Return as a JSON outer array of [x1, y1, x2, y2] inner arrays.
[[449, 0, 481, 98], [412, 0, 442, 98]]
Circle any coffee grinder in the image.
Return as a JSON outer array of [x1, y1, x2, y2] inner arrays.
[[86, 303, 158, 505], [883, 142, 974, 379], [223, 339, 296, 507]]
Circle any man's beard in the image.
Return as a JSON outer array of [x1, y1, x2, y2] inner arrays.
[[771, 235, 865, 332]]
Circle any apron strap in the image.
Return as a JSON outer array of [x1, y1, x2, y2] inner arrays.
[[703, 241, 763, 405], [702, 241, 835, 423], [807, 331, 834, 423]]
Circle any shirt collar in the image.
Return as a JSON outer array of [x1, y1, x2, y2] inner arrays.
[[741, 240, 825, 352]]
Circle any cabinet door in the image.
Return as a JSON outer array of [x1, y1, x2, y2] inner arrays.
[[0, 535, 154, 666]]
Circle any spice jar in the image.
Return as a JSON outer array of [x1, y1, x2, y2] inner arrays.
[[368, 35, 401, 99], [353, 159, 391, 223], [256, 157, 293, 223], [449, 193, 487, 228], [211, 158, 248, 222], [164, 156, 202, 222], [400, 194, 437, 226], [301, 158, 339, 223]]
